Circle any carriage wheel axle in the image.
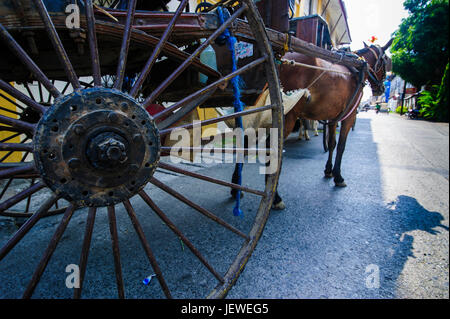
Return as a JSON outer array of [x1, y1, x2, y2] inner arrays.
[[33, 88, 161, 207]]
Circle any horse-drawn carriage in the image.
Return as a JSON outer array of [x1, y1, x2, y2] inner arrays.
[[0, 0, 391, 298]]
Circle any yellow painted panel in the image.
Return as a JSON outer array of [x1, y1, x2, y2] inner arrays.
[[197, 0, 219, 5], [197, 107, 218, 138], [0, 84, 22, 163]]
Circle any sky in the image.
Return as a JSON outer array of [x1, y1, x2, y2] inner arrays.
[[344, 0, 409, 53], [343, 0, 410, 100]]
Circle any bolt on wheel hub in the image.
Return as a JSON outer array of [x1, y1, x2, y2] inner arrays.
[[33, 88, 160, 207]]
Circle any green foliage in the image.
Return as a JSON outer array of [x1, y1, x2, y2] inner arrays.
[[391, 0, 449, 88], [417, 62, 449, 122], [395, 105, 409, 114], [418, 85, 439, 118]]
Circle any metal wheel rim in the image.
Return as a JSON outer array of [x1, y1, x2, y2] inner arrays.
[[0, 0, 283, 299]]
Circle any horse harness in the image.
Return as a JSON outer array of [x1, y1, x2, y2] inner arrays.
[[278, 45, 385, 127], [365, 45, 389, 89], [318, 53, 369, 127], [319, 45, 388, 127]]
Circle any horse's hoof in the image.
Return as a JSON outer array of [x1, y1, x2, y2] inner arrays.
[[271, 200, 286, 211], [324, 173, 333, 178], [314, 133, 319, 136], [306, 137, 310, 141], [335, 181, 347, 187]]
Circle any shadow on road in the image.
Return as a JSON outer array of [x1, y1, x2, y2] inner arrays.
[[376, 195, 448, 297], [228, 116, 448, 298]]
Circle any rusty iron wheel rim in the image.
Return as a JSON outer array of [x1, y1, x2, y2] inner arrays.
[[0, 0, 283, 299]]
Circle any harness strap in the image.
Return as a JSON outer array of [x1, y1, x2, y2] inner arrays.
[[280, 58, 353, 75], [320, 62, 368, 126], [365, 46, 385, 88]]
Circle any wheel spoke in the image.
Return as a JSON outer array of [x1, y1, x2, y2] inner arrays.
[[0, 92, 26, 111], [61, 81, 71, 95], [157, 162, 265, 197], [23, 83, 36, 102], [38, 82, 43, 103], [130, 0, 188, 97], [74, 207, 96, 299], [0, 181, 45, 212], [0, 142, 33, 152], [24, 178, 36, 213], [123, 200, 172, 298], [0, 207, 67, 219], [153, 55, 267, 124], [160, 146, 272, 155], [156, 88, 217, 129], [144, 4, 248, 105], [85, 0, 102, 87], [0, 114, 36, 134], [46, 80, 55, 104], [139, 190, 225, 283], [0, 150, 31, 202], [32, 0, 80, 90], [0, 126, 28, 134], [23, 204, 76, 298], [0, 194, 60, 261], [107, 205, 125, 298], [150, 177, 249, 240], [0, 178, 13, 200], [0, 138, 30, 163], [0, 162, 36, 179], [0, 23, 61, 98], [159, 105, 274, 136], [114, 0, 137, 90], [0, 79, 46, 114]]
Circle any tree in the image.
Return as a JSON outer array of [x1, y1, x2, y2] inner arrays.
[[418, 61, 449, 121], [391, 0, 449, 88]]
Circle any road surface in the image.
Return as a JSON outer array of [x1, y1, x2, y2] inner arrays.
[[0, 111, 448, 299]]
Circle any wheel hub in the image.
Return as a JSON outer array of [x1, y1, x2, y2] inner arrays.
[[86, 132, 129, 169], [33, 88, 160, 207]]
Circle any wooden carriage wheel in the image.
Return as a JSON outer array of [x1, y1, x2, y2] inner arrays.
[[0, 0, 283, 298]]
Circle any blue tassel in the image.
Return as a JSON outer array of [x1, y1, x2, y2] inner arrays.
[[217, 7, 244, 218]]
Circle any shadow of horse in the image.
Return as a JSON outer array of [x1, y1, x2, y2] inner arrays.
[[372, 195, 448, 298]]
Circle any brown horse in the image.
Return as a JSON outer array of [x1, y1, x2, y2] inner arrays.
[[270, 40, 393, 208], [231, 40, 393, 209]]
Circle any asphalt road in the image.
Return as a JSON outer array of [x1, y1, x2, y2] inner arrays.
[[0, 111, 448, 299], [228, 111, 449, 299]]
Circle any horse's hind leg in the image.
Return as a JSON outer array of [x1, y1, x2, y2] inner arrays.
[[313, 121, 319, 136], [268, 164, 285, 210], [304, 121, 310, 140], [332, 113, 356, 187], [324, 123, 337, 178], [231, 137, 285, 211], [299, 119, 310, 140], [297, 119, 304, 140], [265, 133, 285, 210]]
